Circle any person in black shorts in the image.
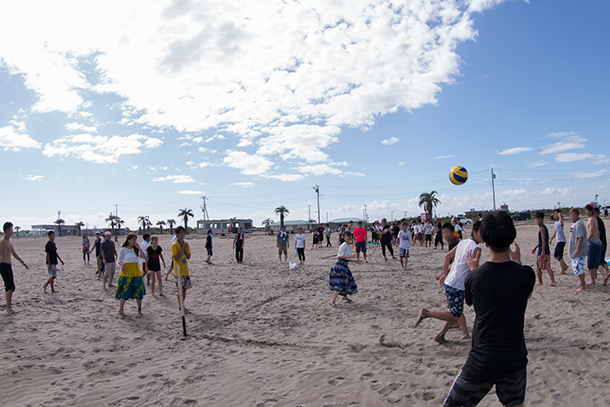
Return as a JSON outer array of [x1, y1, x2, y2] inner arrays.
[[233, 227, 245, 263], [434, 218, 444, 250], [0, 222, 29, 314], [594, 207, 609, 284], [443, 211, 535, 407], [205, 229, 214, 264], [380, 218, 396, 261], [146, 236, 166, 296]]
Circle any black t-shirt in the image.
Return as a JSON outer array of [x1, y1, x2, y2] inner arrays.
[[597, 217, 607, 246], [381, 225, 392, 242], [205, 234, 212, 249], [146, 246, 162, 271], [100, 240, 116, 263], [462, 261, 535, 380], [45, 241, 58, 265], [448, 238, 459, 251], [93, 239, 101, 257]]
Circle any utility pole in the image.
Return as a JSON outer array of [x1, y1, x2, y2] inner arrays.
[[57, 210, 61, 220], [313, 185, 320, 225], [115, 204, 118, 218], [200, 196, 209, 220], [391, 211, 394, 222], [308, 205, 311, 222], [491, 168, 497, 211]]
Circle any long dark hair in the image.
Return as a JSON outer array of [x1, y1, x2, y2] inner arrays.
[[122, 233, 139, 256]]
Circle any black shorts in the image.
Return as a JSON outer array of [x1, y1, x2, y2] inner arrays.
[[0, 263, 15, 292], [444, 368, 527, 407], [554, 242, 566, 260], [425, 234, 432, 242], [356, 241, 367, 253], [206, 247, 213, 256]]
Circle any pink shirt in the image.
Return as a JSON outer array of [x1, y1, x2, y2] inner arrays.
[[354, 227, 367, 243]]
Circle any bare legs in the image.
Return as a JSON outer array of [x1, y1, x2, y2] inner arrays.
[[329, 292, 352, 307], [43, 276, 57, 293], [5, 289, 15, 314], [576, 274, 586, 292], [414, 308, 470, 344], [151, 271, 163, 296], [536, 267, 556, 286], [119, 298, 143, 316]]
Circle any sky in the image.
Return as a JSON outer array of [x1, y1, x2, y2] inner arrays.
[[0, 0, 608, 231]]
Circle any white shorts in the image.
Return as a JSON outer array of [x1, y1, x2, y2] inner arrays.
[[571, 256, 585, 276]]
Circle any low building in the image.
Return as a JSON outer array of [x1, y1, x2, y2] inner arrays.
[[328, 218, 366, 230], [197, 219, 253, 235], [31, 224, 81, 237], [269, 220, 313, 233]]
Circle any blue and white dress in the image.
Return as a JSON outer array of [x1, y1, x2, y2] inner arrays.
[[329, 242, 358, 295]]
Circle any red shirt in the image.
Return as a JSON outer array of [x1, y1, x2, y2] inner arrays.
[[354, 227, 367, 243]]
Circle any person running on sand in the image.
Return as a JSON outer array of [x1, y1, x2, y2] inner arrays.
[[442, 212, 534, 407], [116, 233, 146, 316], [43, 231, 64, 294], [277, 226, 289, 263], [415, 221, 483, 344], [585, 204, 603, 285], [171, 226, 192, 314], [205, 229, 214, 264], [531, 212, 556, 286], [146, 236, 166, 296], [0, 222, 29, 314], [295, 227, 306, 265], [594, 207, 609, 285], [568, 208, 588, 292], [549, 209, 569, 274], [101, 231, 117, 291], [329, 231, 363, 307]]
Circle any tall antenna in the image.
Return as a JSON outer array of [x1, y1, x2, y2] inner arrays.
[[313, 185, 320, 225], [200, 196, 209, 220], [491, 168, 497, 211]]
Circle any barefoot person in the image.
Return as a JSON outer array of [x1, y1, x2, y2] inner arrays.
[[82, 232, 91, 266], [568, 208, 588, 292], [295, 228, 306, 265], [532, 212, 555, 286], [585, 204, 603, 285], [443, 212, 535, 407], [414, 221, 483, 344], [92, 232, 103, 278], [141, 233, 151, 285], [233, 227, 244, 263], [397, 222, 412, 270], [0, 222, 29, 314], [43, 231, 64, 294], [277, 226, 289, 263], [549, 209, 569, 274], [146, 236, 166, 296], [171, 226, 192, 313], [205, 229, 214, 264], [329, 231, 363, 307], [116, 233, 146, 316], [101, 231, 117, 291], [594, 207, 609, 285], [353, 221, 368, 262], [380, 218, 396, 261]]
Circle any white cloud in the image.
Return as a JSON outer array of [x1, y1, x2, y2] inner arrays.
[[0, 125, 41, 151], [21, 175, 44, 181], [381, 137, 399, 146], [435, 155, 454, 160], [178, 190, 204, 195], [540, 135, 586, 155], [42, 133, 163, 163], [265, 173, 305, 182], [545, 131, 576, 138], [555, 153, 595, 163], [223, 150, 273, 175], [152, 175, 196, 183], [574, 169, 607, 180], [230, 182, 254, 188], [0, 0, 503, 177], [528, 160, 548, 167], [65, 122, 97, 133], [398, 161, 405, 166], [496, 147, 533, 155]]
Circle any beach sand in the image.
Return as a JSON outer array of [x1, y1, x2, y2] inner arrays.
[[1, 219, 609, 406]]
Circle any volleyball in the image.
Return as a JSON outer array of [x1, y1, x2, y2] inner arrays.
[[449, 166, 468, 185]]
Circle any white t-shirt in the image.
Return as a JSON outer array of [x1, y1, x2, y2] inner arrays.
[[424, 223, 433, 235], [337, 242, 352, 258], [454, 223, 462, 233], [444, 238, 481, 291], [295, 233, 306, 248], [118, 247, 141, 264], [140, 241, 150, 263], [398, 230, 411, 250]]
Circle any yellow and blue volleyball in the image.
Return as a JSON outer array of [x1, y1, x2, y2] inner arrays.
[[449, 166, 468, 185]]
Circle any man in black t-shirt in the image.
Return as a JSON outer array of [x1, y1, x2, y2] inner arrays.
[[380, 218, 395, 261], [444, 211, 535, 407], [594, 207, 609, 284], [44, 231, 64, 294]]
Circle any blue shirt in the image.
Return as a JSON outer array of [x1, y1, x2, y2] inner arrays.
[[538, 224, 550, 255]]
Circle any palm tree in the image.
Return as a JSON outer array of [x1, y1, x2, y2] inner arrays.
[[261, 218, 274, 227], [167, 219, 177, 234], [156, 220, 166, 234], [274, 206, 289, 227], [167, 219, 176, 235], [137, 215, 151, 233], [54, 218, 65, 236], [419, 191, 441, 221], [105, 213, 118, 233], [116, 217, 125, 237], [75, 221, 85, 236], [178, 208, 194, 233], [14, 226, 20, 235]]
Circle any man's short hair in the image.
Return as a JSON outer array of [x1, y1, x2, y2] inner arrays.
[[143, 233, 151, 240], [175, 226, 186, 235], [570, 208, 580, 216], [442, 223, 454, 232], [480, 211, 517, 253], [48, 230, 55, 237], [3, 222, 13, 233], [357, 221, 363, 225], [472, 220, 482, 233], [535, 212, 544, 219], [554, 208, 562, 214], [585, 204, 595, 211], [594, 207, 600, 214]]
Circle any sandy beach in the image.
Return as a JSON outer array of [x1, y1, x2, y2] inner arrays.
[[1, 219, 609, 406]]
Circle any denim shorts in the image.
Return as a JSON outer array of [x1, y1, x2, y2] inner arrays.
[[48, 265, 57, 277]]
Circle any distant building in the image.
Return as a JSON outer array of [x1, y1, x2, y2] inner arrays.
[[197, 219, 253, 234], [328, 218, 366, 230], [500, 204, 509, 212], [31, 224, 81, 237], [269, 220, 313, 233]]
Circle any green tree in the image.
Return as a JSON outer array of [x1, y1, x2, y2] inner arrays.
[[156, 220, 166, 234], [167, 219, 176, 235], [116, 218, 125, 236], [178, 209, 194, 233], [54, 218, 65, 236], [75, 221, 85, 236], [105, 213, 118, 233], [137, 215, 152, 232], [419, 191, 441, 221], [261, 218, 274, 227], [274, 205, 289, 227]]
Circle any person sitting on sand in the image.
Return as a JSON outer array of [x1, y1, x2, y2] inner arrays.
[[531, 212, 556, 286], [568, 208, 588, 292], [116, 233, 146, 316], [442, 211, 535, 407], [0, 222, 29, 314], [44, 231, 64, 294], [414, 220, 483, 344], [171, 226, 192, 314], [329, 231, 363, 307]]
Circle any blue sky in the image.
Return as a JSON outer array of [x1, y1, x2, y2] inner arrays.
[[0, 0, 608, 230]]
